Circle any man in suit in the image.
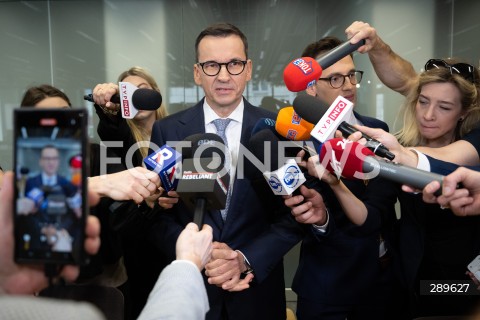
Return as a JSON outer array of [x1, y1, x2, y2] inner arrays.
[[283, 36, 401, 319], [149, 22, 304, 320], [22, 144, 81, 253]]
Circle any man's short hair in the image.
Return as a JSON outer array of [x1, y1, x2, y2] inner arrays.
[[302, 36, 352, 60], [195, 22, 248, 62]]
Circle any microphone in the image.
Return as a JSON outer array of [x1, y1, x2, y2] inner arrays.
[[17, 167, 30, 198], [293, 94, 395, 160], [144, 144, 182, 192], [144, 133, 228, 192], [283, 40, 366, 92], [251, 117, 276, 136], [275, 106, 313, 141], [84, 84, 162, 118], [319, 138, 445, 194], [248, 129, 306, 195], [175, 133, 230, 227]]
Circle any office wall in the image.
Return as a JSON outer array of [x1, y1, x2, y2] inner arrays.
[[0, 0, 478, 290]]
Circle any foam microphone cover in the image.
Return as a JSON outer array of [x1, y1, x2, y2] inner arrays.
[[102, 88, 162, 110], [130, 88, 162, 110], [275, 106, 313, 141], [180, 133, 226, 170], [251, 118, 276, 137], [283, 57, 322, 92], [320, 138, 374, 179], [292, 94, 330, 124]]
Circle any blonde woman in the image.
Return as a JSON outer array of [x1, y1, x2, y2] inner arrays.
[[93, 66, 168, 168], [92, 67, 169, 320], [392, 59, 480, 317]]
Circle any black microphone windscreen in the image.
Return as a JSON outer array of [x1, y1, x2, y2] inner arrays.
[[248, 128, 281, 171], [179, 133, 227, 173], [131, 88, 162, 110], [83, 88, 162, 111], [251, 118, 276, 137], [292, 94, 329, 124]]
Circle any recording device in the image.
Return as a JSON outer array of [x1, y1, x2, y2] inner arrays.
[[275, 106, 313, 141], [248, 129, 306, 196], [293, 94, 395, 160], [283, 40, 366, 92], [13, 108, 89, 265], [251, 117, 276, 136], [83, 82, 162, 119], [144, 145, 182, 192], [175, 133, 230, 227], [319, 138, 445, 193], [144, 133, 228, 193]]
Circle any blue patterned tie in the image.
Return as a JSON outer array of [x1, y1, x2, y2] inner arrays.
[[212, 118, 232, 221]]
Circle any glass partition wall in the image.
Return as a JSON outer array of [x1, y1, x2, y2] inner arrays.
[[0, 0, 478, 305]]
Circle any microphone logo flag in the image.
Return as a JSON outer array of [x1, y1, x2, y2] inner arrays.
[[292, 58, 314, 75], [311, 95, 354, 142], [119, 81, 139, 119], [267, 176, 283, 193], [263, 159, 306, 195], [144, 145, 182, 191]]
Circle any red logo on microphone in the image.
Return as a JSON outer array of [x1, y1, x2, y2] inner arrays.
[[291, 111, 301, 125], [327, 100, 347, 121], [292, 58, 313, 75], [121, 83, 130, 116]]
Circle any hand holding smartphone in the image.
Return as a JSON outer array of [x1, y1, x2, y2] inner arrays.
[[13, 108, 89, 266]]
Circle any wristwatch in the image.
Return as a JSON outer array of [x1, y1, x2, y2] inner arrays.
[[243, 258, 254, 275], [236, 250, 254, 275]]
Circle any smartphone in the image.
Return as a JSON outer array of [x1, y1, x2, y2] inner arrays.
[[13, 108, 89, 265], [468, 255, 480, 282]]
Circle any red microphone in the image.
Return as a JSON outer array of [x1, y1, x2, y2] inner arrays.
[[283, 57, 322, 92], [319, 138, 446, 193], [283, 40, 366, 92], [320, 138, 374, 180]]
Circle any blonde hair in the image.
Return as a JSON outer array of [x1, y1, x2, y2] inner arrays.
[[395, 61, 480, 147], [117, 66, 168, 158]]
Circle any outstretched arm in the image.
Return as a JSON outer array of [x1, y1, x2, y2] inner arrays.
[[346, 21, 417, 96]]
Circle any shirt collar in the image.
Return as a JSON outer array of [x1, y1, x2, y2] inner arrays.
[[203, 100, 244, 125]]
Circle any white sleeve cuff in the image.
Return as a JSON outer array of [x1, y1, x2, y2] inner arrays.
[[312, 209, 329, 233], [410, 148, 431, 171]]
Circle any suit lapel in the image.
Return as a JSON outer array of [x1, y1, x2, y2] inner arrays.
[[175, 102, 206, 138]]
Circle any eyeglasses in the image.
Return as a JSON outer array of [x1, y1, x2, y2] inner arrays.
[[197, 60, 247, 76], [41, 157, 59, 161], [424, 59, 476, 83], [318, 71, 364, 89]]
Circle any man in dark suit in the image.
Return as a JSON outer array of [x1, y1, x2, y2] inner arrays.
[[149, 23, 304, 320], [22, 144, 81, 252], [283, 36, 401, 320]]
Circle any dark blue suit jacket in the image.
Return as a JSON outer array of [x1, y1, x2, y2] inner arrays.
[[428, 155, 480, 174], [292, 113, 399, 307], [149, 98, 304, 320]]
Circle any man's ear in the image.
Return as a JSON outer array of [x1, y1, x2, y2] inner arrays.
[[193, 64, 202, 86]]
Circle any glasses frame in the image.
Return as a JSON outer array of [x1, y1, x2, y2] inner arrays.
[[424, 59, 476, 83], [197, 60, 248, 76], [318, 70, 364, 89]]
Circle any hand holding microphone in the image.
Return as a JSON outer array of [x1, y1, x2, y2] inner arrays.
[[85, 82, 162, 119], [91, 82, 120, 109], [316, 138, 446, 195], [293, 94, 395, 160]]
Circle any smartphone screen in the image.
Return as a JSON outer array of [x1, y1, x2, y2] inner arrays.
[[13, 108, 89, 265]]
